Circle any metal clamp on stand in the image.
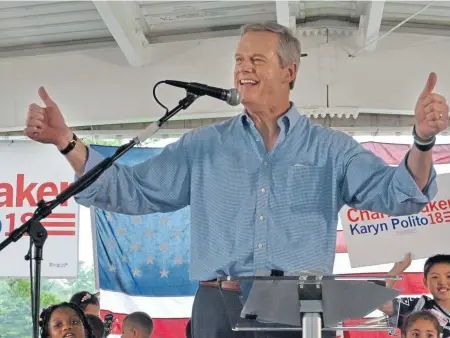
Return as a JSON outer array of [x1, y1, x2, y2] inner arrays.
[[299, 276, 323, 338]]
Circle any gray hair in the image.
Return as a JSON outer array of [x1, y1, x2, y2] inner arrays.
[[241, 22, 301, 89]]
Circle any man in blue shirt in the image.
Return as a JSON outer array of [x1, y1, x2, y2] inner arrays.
[[25, 22, 448, 338]]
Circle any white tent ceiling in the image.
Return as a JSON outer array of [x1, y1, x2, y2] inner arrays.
[[1, 1, 450, 138], [2, 1, 450, 52]]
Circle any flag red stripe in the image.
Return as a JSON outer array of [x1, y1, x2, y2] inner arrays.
[[343, 319, 400, 338], [336, 230, 347, 253], [100, 310, 189, 338]]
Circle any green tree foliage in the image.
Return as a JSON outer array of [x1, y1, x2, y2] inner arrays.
[[56, 261, 96, 299], [82, 138, 124, 147], [82, 137, 162, 147], [0, 261, 95, 337]]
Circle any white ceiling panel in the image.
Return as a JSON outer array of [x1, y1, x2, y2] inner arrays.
[[383, 1, 450, 22], [0, 1, 112, 50], [141, 1, 276, 33], [0, 1, 99, 19], [302, 1, 356, 17], [0, 30, 112, 48], [0, 1, 449, 57], [0, 10, 103, 30]]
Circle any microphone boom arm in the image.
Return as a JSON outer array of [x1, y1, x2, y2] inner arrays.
[[0, 92, 199, 338]]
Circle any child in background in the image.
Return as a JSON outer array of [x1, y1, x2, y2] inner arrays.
[[39, 302, 94, 338], [401, 310, 443, 338], [121, 312, 154, 338], [70, 291, 101, 317], [87, 314, 105, 338], [382, 254, 450, 337]]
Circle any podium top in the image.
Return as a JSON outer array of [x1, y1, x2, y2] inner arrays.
[[216, 274, 402, 333]]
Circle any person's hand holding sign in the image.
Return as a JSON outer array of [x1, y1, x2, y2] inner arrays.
[[387, 253, 412, 289]]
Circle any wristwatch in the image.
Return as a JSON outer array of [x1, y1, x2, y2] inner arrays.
[[60, 133, 78, 155], [412, 125, 435, 152]]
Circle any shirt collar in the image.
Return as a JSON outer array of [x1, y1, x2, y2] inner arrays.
[[239, 102, 301, 134]]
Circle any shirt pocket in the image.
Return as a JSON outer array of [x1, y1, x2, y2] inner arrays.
[[287, 164, 326, 210]]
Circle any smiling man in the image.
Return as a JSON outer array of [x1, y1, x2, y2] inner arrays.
[[25, 22, 449, 338]]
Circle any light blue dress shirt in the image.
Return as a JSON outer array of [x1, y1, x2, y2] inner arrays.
[[75, 104, 437, 281]]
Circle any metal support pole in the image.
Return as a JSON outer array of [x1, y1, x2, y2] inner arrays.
[[302, 313, 322, 338]]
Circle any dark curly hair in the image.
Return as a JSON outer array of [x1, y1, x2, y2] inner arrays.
[[39, 302, 94, 338], [70, 291, 100, 311]]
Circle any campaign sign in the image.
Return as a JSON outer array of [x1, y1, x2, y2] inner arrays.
[[0, 142, 79, 278], [341, 173, 450, 267]]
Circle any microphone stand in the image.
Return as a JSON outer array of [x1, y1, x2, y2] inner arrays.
[[0, 92, 199, 338]]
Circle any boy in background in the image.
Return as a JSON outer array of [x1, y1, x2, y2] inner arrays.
[[381, 254, 450, 337], [121, 311, 154, 338]]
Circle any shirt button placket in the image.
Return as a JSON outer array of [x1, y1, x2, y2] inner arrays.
[[254, 158, 270, 270]]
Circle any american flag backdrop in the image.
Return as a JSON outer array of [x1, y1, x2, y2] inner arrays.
[[90, 143, 450, 338]]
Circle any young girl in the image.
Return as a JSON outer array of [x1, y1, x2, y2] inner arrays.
[[39, 302, 95, 338], [401, 311, 443, 338], [70, 291, 101, 317]]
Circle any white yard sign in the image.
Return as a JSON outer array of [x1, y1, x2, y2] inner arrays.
[[341, 173, 450, 267], [0, 142, 79, 278]]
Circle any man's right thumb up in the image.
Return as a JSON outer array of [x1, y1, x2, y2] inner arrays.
[[38, 87, 55, 107]]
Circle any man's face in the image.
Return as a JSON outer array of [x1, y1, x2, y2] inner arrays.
[[234, 31, 295, 110], [424, 263, 450, 302]]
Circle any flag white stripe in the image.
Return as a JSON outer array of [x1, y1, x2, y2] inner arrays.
[[100, 289, 194, 318]]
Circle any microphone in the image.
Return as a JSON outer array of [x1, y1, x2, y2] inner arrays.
[[135, 80, 237, 144], [103, 313, 114, 337], [164, 80, 241, 106]]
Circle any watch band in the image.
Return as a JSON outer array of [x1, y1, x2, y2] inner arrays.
[[60, 133, 78, 155], [412, 126, 435, 152]]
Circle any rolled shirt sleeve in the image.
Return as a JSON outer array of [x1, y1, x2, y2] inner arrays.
[[74, 134, 192, 215], [341, 139, 437, 216]]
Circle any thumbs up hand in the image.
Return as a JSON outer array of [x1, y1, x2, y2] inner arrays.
[[414, 72, 449, 140], [24, 87, 72, 150]]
